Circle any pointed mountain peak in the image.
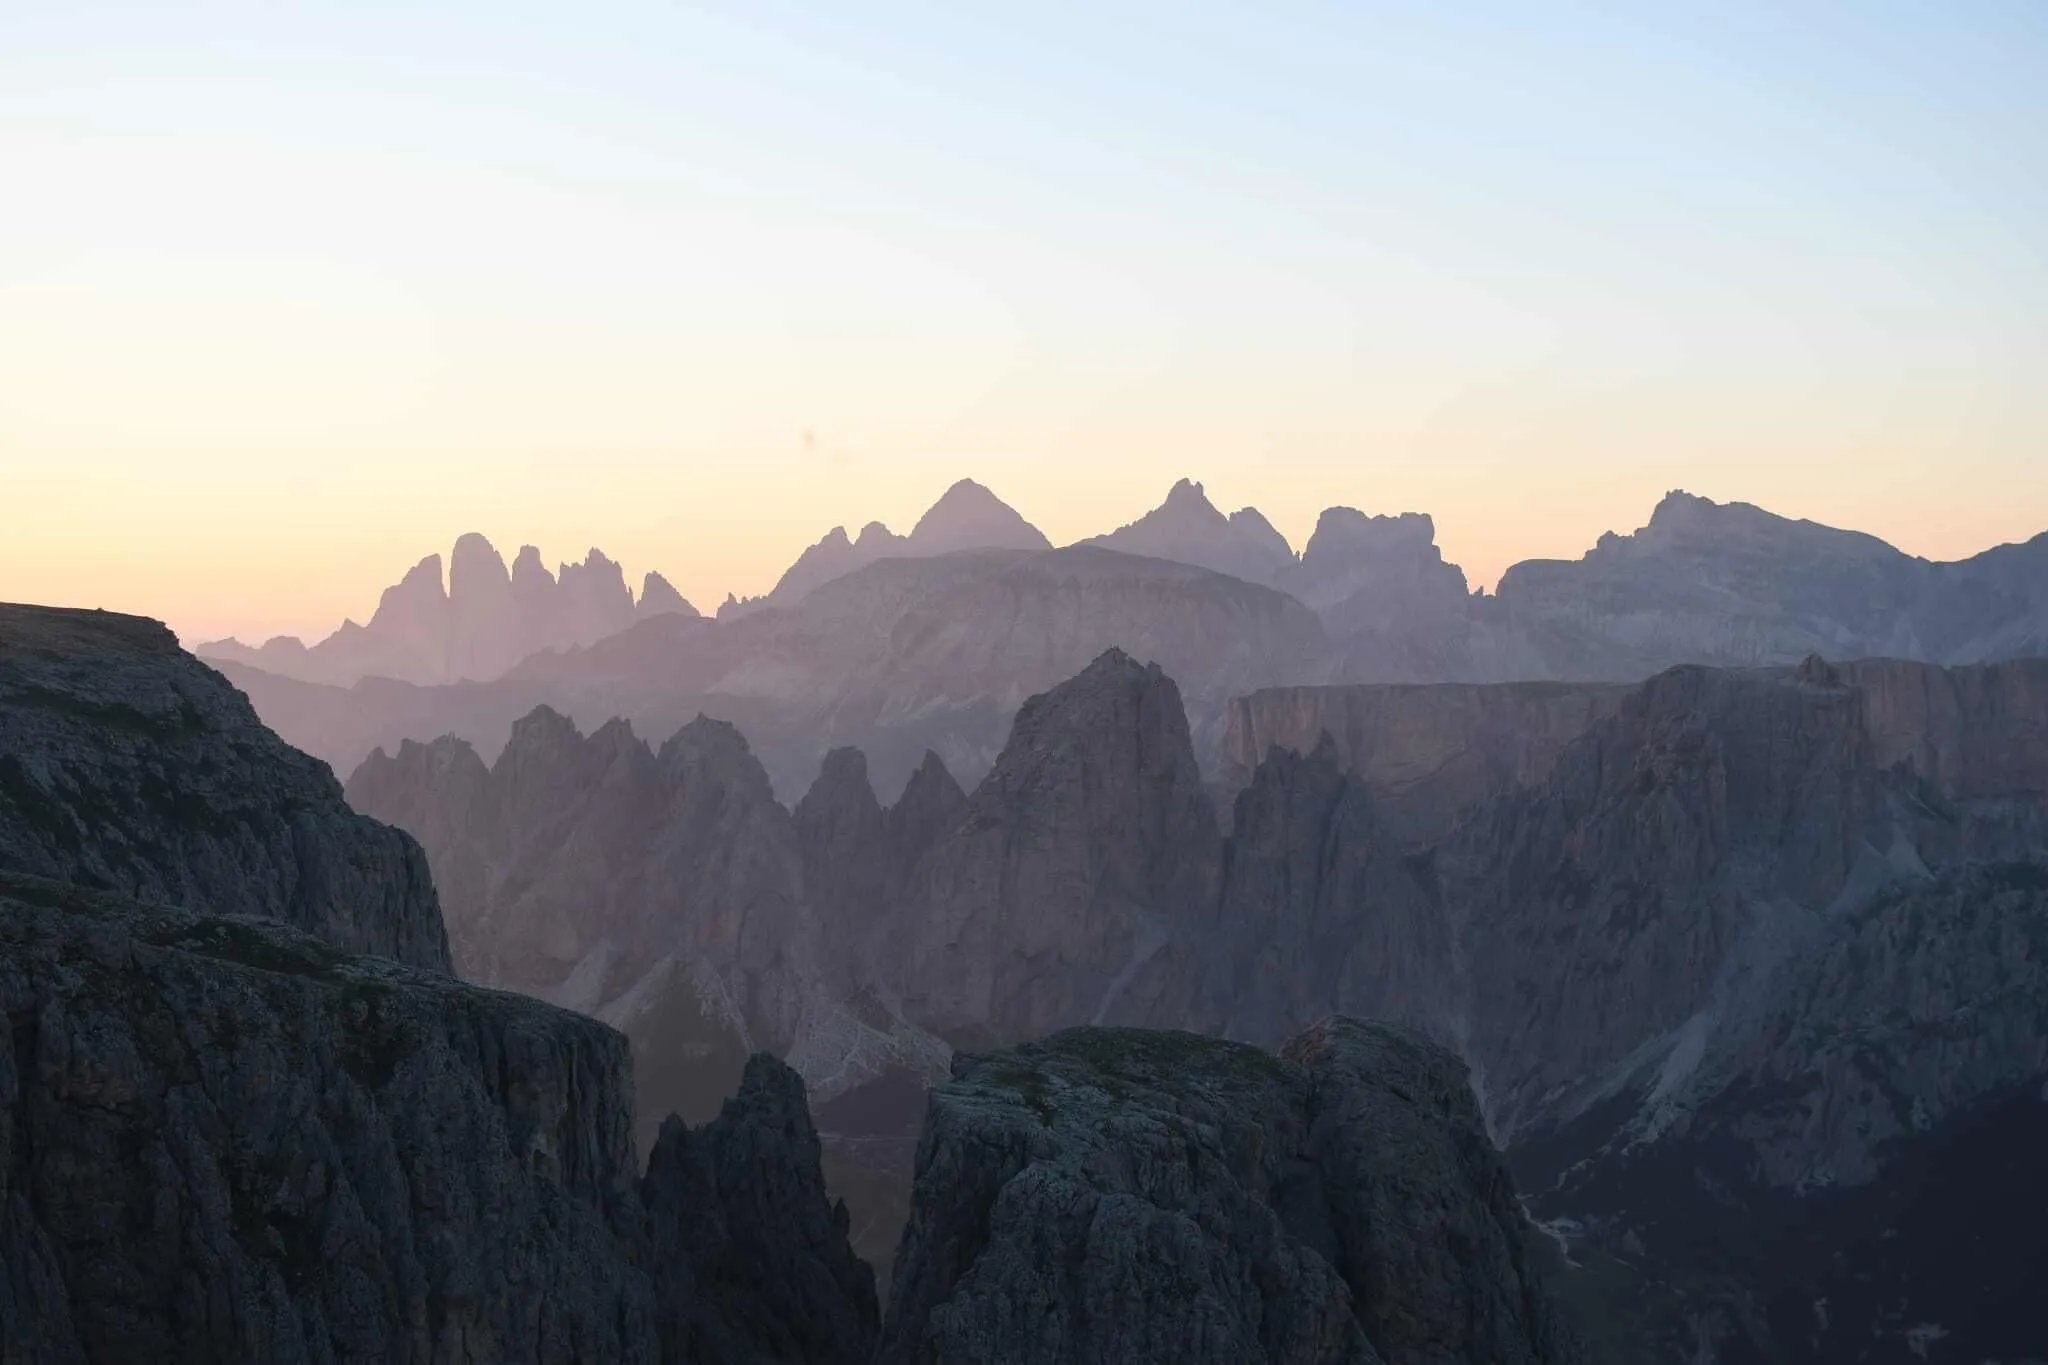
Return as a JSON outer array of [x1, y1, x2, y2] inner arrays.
[[908, 479, 1051, 554], [898, 749, 967, 811], [854, 520, 902, 550], [795, 746, 882, 823], [638, 571, 698, 619], [1162, 477, 1215, 509]]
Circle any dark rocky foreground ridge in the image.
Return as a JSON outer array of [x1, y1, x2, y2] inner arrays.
[[0, 604, 879, 1362], [0, 604, 449, 973], [882, 1019, 1581, 1365], [3, 602, 1578, 1364]]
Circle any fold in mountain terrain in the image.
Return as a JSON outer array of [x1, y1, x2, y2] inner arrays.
[[356, 642, 2048, 1363], [208, 486, 2048, 815], [4, 600, 1571, 1364]]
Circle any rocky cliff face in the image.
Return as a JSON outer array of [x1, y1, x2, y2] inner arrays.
[[880, 1018, 1581, 1365], [0, 603, 876, 1365], [200, 536, 693, 688], [0, 873, 877, 1365], [344, 708, 955, 1160], [1207, 657, 2048, 1361], [1219, 681, 1627, 843], [886, 649, 1221, 1046], [0, 603, 449, 972]]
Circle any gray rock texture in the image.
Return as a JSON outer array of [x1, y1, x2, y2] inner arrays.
[[0, 603, 879, 1365], [643, 1055, 879, 1365], [879, 1017, 1580, 1365], [0, 603, 449, 972], [1218, 680, 1627, 843], [887, 649, 1221, 1046]]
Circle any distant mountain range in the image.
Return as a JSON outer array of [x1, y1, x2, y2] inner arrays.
[[199, 535, 699, 687], [198, 479, 2048, 802]]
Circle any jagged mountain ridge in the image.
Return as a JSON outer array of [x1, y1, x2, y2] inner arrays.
[[200, 534, 699, 689], [251, 544, 1326, 801], [354, 642, 2048, 1361], [208, 488, 2047, 829]]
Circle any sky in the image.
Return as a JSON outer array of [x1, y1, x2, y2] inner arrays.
[[2, 1, 2044, 643]]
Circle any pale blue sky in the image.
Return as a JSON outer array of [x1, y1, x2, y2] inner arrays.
[[3, 2, 2044, 638]]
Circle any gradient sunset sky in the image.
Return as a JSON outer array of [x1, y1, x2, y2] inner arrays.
[[3, 2, 2044, 644]]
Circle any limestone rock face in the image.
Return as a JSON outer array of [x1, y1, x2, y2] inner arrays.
[[0, 604, 879, 1365], [879, 1018, 1581, 1365], [1219, 681, 1628, 843], [889, 648, 1222, 1045], [642, 1055, 880, 1365], [0, 872, 656, 1365], [0, 874, 879, 1365], [0, 603, 449, 973], [345, 709, 954, 1144]]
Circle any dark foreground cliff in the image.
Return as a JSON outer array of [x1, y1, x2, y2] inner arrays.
[[881, 1018, 1581, 1365], [0, 871, 878, 1364], [0, 603, 877, 1364], [0, 604, 449, 972]]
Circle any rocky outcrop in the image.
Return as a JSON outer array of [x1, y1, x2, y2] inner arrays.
[[643, 1056, 879, 1364], [200, 537, 689, 687], [887, 649, 1222, 1046], [1219, 681, 1627, 844], [0, 871, 657, 1364], [1205, 657, 2048, 1360], [879, 1018, 1581, 1365], [1082, 478, 1298, 586], [0, 603, 876, 1365], [0, 873, 876, 1365], [0, 603, 449, 972]]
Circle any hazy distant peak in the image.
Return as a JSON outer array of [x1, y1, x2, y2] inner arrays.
[[854, 520, 902, 550], [510, 544, 555, 590], [396, 553, 446, 594], [1227, 506, 1295, 557], [449, 533, 511, 596], [1302, 507, 1438, 562], [637, 570, 698, 619], [908, 478, 1051, 553]]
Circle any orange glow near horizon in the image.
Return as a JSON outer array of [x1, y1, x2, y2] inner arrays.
[[4, 4, 2045, 644]]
